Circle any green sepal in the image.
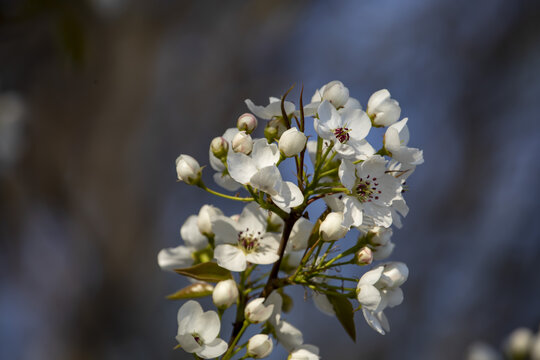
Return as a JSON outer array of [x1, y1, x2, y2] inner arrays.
[[174, 262, 232, 282], [327, 294, 356, 342]]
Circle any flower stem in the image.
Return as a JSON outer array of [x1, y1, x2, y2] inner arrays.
[[222, 320, 249, 360], [197, 183, 253, 202]]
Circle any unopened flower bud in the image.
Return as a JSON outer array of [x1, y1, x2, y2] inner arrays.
[[504, 328, 534, 359], [232, 131, 253, 154], [380, 262, 409, 288], [356, 246, 373, 265], [279, 127, 307, 157], [210, 136, 228, 159], [268, 118, 288, 138], [237, 113, 258, 134], [197, 204, 223, 236], [319, 212, 348, 241], [175, 154, 201, 184], [322, 80, 349, 108], [264, 125, 278, 142], [247, 334, 273, 358], [212, 279, 239, 309], [366, 89, 401, 127], [245, 298, 274, 324]]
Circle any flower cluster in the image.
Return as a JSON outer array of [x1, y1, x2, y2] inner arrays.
[[468, 324, 540, 360], [160, 81, 424, 359]]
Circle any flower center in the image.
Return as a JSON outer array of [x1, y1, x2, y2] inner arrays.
[[333, 127, 351, 143], [237, 228, 261, 253], [354, 174, 381, 203], [192, 333, 204, 346]]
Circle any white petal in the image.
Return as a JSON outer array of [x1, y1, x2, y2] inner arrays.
[[392, 147, 424, 165], [246, 234, 280, 265], [181, 215, 207, 250], [211, 216, 240, 245], [158, 246, 194, 271], [209, 150, 225, 172], [196, 311, 221, 343], [214, 244, 247, 272], [378, 311, 390, 332], [272, 181, 304, 212], [363, 203, 393, 228], [251, 139, 280, 168], [384, 127, 401, 152], [237, 203, 267, 234], [384, 287, 404, 308], [197, 338, 228, 359], [227, 152, 258, 184], [343, 197, 363, 228], [250, 166, 282, 196], [287, 217, 314, 251], [265, 291, 283, 326], [213, 172, 242, 191], [345, 109, 371, 141], [176, 334, 202, 353], [276, 320, 303, 351], [338, 159, 356, 191], [362, 309, 386, 335], [357, 284, 382, 311], [358, 266, 384, 285], [177, 300, 203, 332], [245, 99, 272, 119], [313, 292, 336, 316]]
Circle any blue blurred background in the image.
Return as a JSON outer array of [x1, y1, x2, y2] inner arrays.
[[1, 0, 539, 359]]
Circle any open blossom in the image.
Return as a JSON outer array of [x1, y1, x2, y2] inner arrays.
[[227, 139, 303, 211], [315, 100, 373, 159], [357, 262, 409, 335], [212, 203, 280, 272], [176, 300, 228, 359], [384, 118, 424, 165], [245, 96, 295, 120], [337, 155, 402, 227], [366, 89, 401, 127], [305, 80, 362, 116]]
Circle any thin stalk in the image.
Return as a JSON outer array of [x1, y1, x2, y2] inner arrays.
[[222, 320, 249, 360], [197, 183, 253, 202]]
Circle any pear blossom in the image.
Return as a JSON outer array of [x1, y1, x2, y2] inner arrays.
[[286, 217, 314, 251], [289, 344, 320, 360], [247, 334, 273, 358], [356, 246, 373, 265], [197, 204, 224, 237], [319, 212, 348, 241], [176, 300, 228, 359], [212, 203, 280, 272], [208, 127, 242, 191], [315, 100, 373, 159], [337, 155, 402, 227], [356, 262, 409, 334], [232, 131, 253, 155], [384, 118, 424, 165], [212, 279, 239, 309], [227, 139, 303, 211], [305, 80, 361, 116], [245, 96, 295, 120], [245, 298, 274, 323], [237, 112, 258, 133], [366, 89, 401, 127], [175, 154, 201, 184], [279, 127, 307, 157]]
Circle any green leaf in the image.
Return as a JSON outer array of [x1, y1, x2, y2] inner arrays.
[[327, 294, 356, 342], [174, 262, 232, 282], [166, 282, 214, 300]]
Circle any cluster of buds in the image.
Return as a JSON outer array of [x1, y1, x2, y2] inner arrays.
[[159, 80, 424, 359]]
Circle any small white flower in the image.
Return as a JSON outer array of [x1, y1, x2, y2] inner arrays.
[[176, 300, 228, 359], [232, 131, 253, 155], [247, 334, 273, 358], [237, 112, 258, 134], [366, 89, 401, 127], [286, 217, 314, 251], [197, 204, 224, 236], [316, 100, 372, 159], [175, 154, 201, 184], [228, 139, 303, 212], [212, 203, 280, 272], [245, 298, 274, 323], [212, 279, 238, 309], [289, 344, 320, 360], [319, 212, 348, 241], [245, 97, 295, 120], [384, 118, 424, 165], [279, 127, 307, 157]]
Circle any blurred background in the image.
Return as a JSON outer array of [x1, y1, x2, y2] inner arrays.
[[1, 0, 540, 359]]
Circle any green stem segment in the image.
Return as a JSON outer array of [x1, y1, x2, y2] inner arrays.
[[222, 321, 249, 360]]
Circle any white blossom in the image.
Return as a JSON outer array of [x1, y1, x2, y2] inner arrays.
[[176, 300, 228, 359], [366, 89, 401, 127], [384, 118, 424, 165], [319, 212, 348, 241], [247, 334, 273, 358], [212, 279, 239, 309], [212, 203, 280, 272], [279, 127, 307, 157], [245, 298, 274, 323], [175, 154, 201, 184]]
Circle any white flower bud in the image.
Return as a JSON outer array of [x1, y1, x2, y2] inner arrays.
[[356, 246, 373, 265], [366, 89, 401, 127], [279, 127, 307, 157], [287, 217, 314, 251], [268, 118, 287, 138], [319, 212, 348, 241], [244, 298, 274, 324], [380, 262, 409, 288], [210, 136, 228, 159], [247, 334, 273, 358], [175, 154, 201, 184], [322, 80, 349, 108], [504, 328, 534, 359], [212, 279, 239, 309], [237, 113, 258, 134], [288, 345, 320, 360], [197, 204, 223, 236], [232, 131, 253, 154]]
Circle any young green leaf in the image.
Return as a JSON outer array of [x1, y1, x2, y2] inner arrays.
[[166, 282, 214, 300], [174, 262, 232, 282], [327, 294, 356, 342]]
